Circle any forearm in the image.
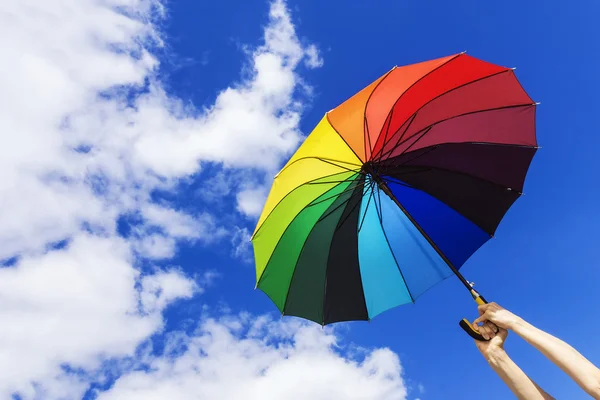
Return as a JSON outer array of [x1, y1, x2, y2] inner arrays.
[[513, 318, 600, 398], [484, 348, 553, 400]]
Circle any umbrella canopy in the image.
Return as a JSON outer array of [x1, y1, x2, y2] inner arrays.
[[251, 53, 537, 326]]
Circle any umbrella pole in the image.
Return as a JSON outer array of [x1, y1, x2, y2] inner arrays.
[[374, 176, 491, 341]]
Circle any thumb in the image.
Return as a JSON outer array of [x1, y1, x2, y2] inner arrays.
[[477, 304, 489, 316]]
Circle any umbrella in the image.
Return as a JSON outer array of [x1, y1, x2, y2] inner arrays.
[[250, 53, 538, 341]]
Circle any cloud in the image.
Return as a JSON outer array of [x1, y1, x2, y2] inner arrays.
[[236, 187, 270, 217], [0, 0, 319, 262], [131, 206, 227, 260], [125, 0, 322, 177], [305, 44, 324, 68], [96, 314, 408, 400], [231, 226, 253, 262], [0, 0, 409, 398], [0, 234, 194, 398]]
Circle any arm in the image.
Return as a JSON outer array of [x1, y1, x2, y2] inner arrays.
[[485, 348, 554, 400], [475, 327, 554, 400], [475, 303, 600, 399], [512, 318, 600, 399]]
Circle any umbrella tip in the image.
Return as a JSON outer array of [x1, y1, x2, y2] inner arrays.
[[511, 67, 517, 70], [535, 101, 541, 105], [460, 50, 467, 54]]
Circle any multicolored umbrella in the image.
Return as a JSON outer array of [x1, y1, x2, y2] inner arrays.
[[251, 53, 538, 340]]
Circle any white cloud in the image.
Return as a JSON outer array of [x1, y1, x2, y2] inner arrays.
[[97, 314, 408, 400], [125, 0, 321, 176], [236, 187, 269, 217], [231, 226, 252, 262], [305, 44, 324, 68], [0, 0, 410, 398], [0, 234, 194, 398], [131, 206, 228, 259], [140, 268, 197, 314], [195, 170, 233, 204], [0, 0, 318, 262]]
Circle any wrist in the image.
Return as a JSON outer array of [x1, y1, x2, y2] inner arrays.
[[509, 316, 530, 335], [479, 345, 506, 362]]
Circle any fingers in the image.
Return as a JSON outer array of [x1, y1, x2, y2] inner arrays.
[[478, 302, 501, 315], [473, 314, 487, 326], [484, 321, 498, 335], [471, 319, 489, 339], [472, 317, 500, 340], [477, 304, 488, 316], [482, 323, 499, 340], [473, 302, 510, 341]]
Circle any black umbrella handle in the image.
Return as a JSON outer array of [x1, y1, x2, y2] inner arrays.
[[459, 318, 489, 341], [458, 290, 493, 341]]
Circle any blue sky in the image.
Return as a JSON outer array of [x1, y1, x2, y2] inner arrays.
[[160, 1, 600, 398], [1, 0, 600, 399]]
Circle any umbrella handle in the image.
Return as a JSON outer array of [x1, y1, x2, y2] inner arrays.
[[459, 318, 489, 341], [458, 290, 494, 341]]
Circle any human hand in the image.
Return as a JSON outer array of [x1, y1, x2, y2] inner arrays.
[[473, 302, 521, 331], [474, 323, 508, 357]]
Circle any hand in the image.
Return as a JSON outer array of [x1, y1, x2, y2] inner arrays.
[[473, 302, 521, 331], [473, 320, 500, 341], [474, 324, 508, 357]]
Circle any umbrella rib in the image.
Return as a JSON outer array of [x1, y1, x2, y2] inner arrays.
[[278, 156, 362, 177], [376, 103, 536, 162], [320, 178, 368, 325], [371, 68, 516, 162], [325, 113, 366, 164], [307, 178, 365, 209], [314, 157, 363, 173], [281, 216, 322, 318], [362, 67, 397, 161], [357, 180, 376, 234], [281, 180, 362, 318], [376, 107, 395, 164], [364, 115, 372, 162], [382, 138, 438, 170], [369, 53, 463, 161], [317, 181, 366, 223], [380, 126, 432, 167], [379, 168, 497, 237], [252, 170, 357, 240], [375, 182, 383, 223], [377, 207, 415, 304], [379, 142, 538, 185], [381, 141, 539, 193], [386, 162, 524, 194], [256, 178, 358, 287], [373, 112, 417, 163], [308, 178, 365, 185], [380, 125, 433, 164], [329, 181, 367, 238], [372, 177, 475, 292], [379, 176, 416, 188]]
